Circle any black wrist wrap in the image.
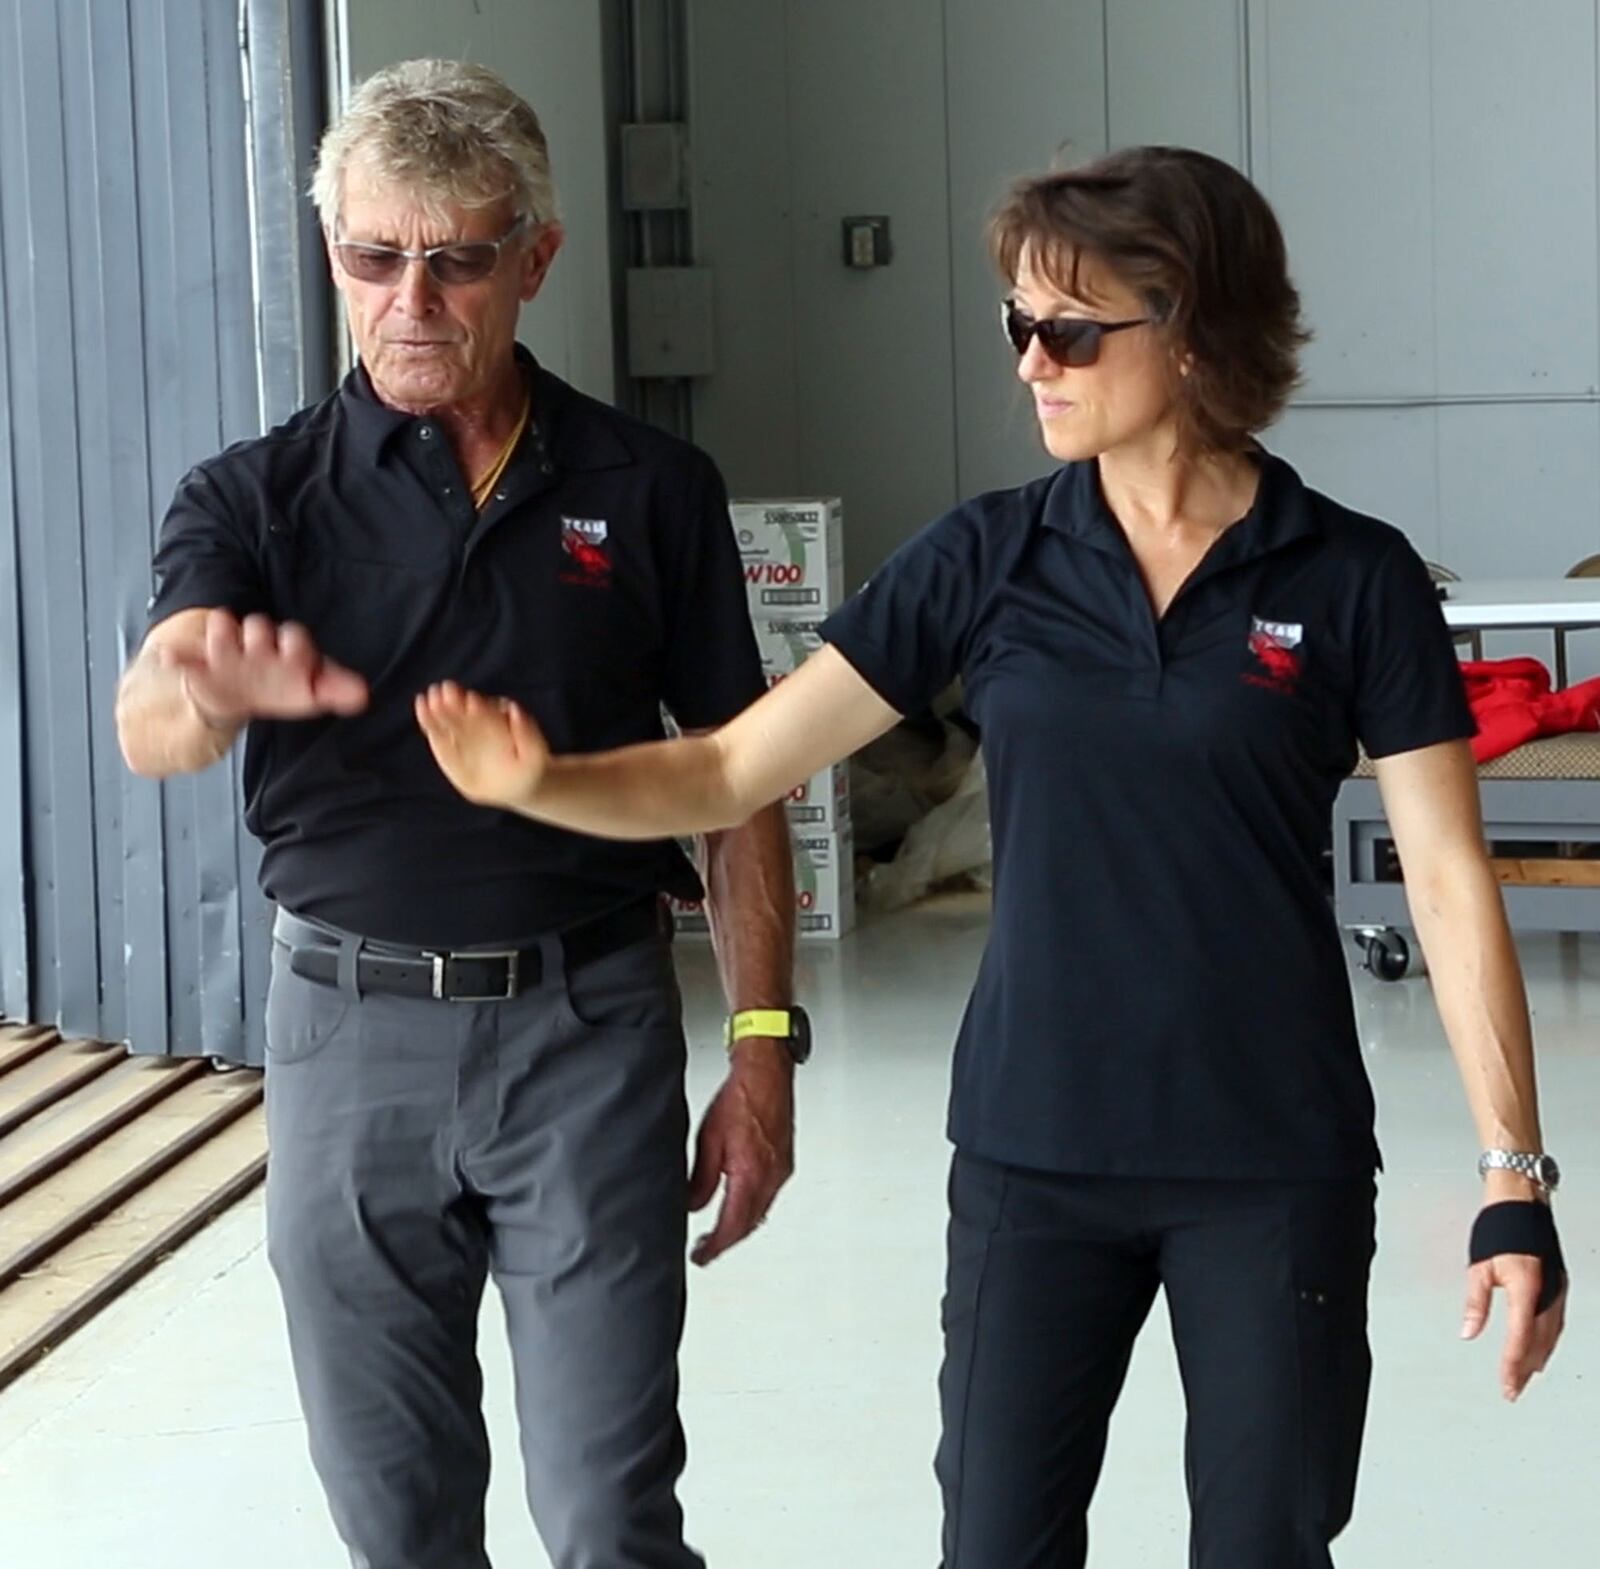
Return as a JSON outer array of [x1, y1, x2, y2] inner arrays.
[[1469, 1201, 1567, 1315]]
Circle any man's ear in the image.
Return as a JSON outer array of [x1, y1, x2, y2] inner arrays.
[[520, 221, 565, 303]]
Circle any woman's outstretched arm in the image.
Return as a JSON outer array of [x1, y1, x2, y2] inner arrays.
[[415, 644, 902, 841]]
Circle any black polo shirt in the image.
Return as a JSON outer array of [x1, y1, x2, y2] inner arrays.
[[145, 352, 764, 946], [822, 453, 1474, 1180]]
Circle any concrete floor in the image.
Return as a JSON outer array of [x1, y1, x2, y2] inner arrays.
[[1, 901, 1596, 1566]]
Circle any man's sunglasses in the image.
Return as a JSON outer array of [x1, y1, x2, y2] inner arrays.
[[1000, 298, 1151, 368], [333, 214, 531, 287]]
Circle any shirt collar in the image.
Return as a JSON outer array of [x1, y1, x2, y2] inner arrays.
[[1042, 449, 1323, 561], [338, 344, 633, 473]]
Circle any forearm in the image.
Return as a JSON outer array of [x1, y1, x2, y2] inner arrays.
[[1406, 855, 1543, 1153], [115, 655, 241, 778], [699, 804, 796, 1013], [528, 733, 752, 840]]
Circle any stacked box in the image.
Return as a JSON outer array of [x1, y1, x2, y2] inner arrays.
[[731, 498, 845, 615], [676, 499, 853, 939], [781, 762, 850, 832], [669, 825, 856, 941]]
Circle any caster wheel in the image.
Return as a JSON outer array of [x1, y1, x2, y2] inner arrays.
[[1363, 930, 1411, 982]]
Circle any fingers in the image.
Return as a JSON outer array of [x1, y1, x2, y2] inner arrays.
[[1531, 1286, 1568, 1376], [1460, 1262, 1493, 1341], [243, 612, 286, 665], [506, 700, 546, 758], [415, 682, 519, 733], [1499, 1265, 1539, 1401], [687, 1116, 722, 1214], [691, 1170, 764, 1268], [311, 659, 370, 715], [203, 608, 246, 668]]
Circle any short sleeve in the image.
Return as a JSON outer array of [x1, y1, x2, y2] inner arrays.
[[820, 506, 982, 717], [145, 464, 268, 638], [1353, 537, 1475, 758], [658, 453, 765, 729]]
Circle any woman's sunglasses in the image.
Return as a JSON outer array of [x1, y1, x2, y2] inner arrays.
[[333, 214, 531, 287], [1000, 298, 1151, 368]]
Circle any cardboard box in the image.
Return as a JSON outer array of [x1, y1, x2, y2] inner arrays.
[[792, 828, 856, 937], [753, 613, 828, 679], [670, 828, 856, 941], [731, 498, 845, 614], [781, 762, 850, 831]]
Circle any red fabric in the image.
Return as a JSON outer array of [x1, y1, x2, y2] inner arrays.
[[1458, 657, 1600, 762]]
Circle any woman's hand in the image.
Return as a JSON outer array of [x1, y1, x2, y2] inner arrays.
[[415, 681, 550, 810], [1461, 1248, 1566, 1402]]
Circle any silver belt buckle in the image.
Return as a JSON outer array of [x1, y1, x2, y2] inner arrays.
[[430, 949, 521, 1002]]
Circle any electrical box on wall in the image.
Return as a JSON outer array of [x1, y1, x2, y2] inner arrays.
[[842, 216, 892, 269], [620, 123, 690, 211], [626, 267, 716, 378]]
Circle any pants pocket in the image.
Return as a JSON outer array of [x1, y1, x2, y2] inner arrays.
[[265, 942, 353, 1065]]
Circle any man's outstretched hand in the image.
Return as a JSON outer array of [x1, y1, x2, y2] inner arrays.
[[155, 610, 368, 727]]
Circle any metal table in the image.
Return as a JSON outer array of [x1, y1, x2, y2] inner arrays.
[[1335, 580, 1600, 979]]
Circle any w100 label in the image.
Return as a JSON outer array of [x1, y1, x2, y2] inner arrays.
[[745, 561, 806, 585]]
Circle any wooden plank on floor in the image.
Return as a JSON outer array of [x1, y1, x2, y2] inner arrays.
[[0, 1057, 209, 1186], [0, 1039, 123, 1120], [0, 1058, 212, 1203], [0, 1025, 62, 1078], [0, 1110, 266, 1391], [0, 1074, 262, 1249]]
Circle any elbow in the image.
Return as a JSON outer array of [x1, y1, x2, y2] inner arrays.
[[1404, 843, 1501, 924], [114, 699, 157, 778], [704, 734, 768, 832], [114, 703, 184, 780]]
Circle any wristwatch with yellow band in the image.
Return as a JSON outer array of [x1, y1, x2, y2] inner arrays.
[[726, 1006, 812, 1065]]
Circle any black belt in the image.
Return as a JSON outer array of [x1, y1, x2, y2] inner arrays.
[[283, 898, 667, 1002]]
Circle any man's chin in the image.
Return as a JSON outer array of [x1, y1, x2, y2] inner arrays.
[[369, 362, 468, 410]]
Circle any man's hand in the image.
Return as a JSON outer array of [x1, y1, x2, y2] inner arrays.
[[156, 610, 368, 725], [688, 1041, 795, 1266], [415, 680, 551, 809], [1461, 1250, 1566, 1401]]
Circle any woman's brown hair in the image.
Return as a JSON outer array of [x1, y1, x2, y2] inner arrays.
[[990, 146, 1310, 453]]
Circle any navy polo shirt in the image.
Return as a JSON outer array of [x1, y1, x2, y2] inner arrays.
[[145, 352, 764, 946], [822, 453, 1474, 1179]]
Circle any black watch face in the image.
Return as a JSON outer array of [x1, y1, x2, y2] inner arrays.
[[789, 1004, 813, 1065], [1538, 1154, 1562, 1190]]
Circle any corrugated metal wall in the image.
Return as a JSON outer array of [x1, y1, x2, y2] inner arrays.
[[0, 0, 325, 1064]]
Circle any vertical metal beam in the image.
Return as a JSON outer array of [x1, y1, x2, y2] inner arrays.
[[0, 6, 29, 1023], [242, 0, 310, 430], [5, 0, 103, 1029]]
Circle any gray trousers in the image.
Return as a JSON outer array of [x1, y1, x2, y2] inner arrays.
[[264, 908, 704, 1569]]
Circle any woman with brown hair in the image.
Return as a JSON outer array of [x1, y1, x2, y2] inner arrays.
[[413, 147, 1567, 1566]]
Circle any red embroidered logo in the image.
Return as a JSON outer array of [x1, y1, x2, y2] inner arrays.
[[560, 517, 612, 587], [1243, 617, 1304, 694]]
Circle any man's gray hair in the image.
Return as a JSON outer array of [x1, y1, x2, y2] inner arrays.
[[311, 59, 559, 231]]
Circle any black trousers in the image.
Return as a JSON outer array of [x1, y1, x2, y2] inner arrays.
[[937, 1153, 1376, 1569]]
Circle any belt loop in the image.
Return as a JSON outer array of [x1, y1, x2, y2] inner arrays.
[[536, 932, 565, 994], [336, 934, 364, 1000]]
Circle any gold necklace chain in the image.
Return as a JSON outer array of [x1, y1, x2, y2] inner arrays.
[[470, 385, 533, 511]]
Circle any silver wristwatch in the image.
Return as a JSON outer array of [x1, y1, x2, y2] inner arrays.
[[1478, 1149, 1561, 1194]]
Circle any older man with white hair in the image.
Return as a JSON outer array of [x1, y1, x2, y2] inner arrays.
[[115, 59, 801, 1569]]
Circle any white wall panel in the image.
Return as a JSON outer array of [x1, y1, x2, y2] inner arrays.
[[1269, 406, 1443, 562], [687, 1, 801, 497], [1107, 0, 1243, 162], [1436, 404, 1600, 577], [944, 0, 1107, 502], [1256, 0, 1435, 400], [1430, 0, 1598, 395], [781, 0, 958, 581]]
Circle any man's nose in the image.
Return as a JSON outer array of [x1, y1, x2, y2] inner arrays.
[[394, 256, 440, 315]]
